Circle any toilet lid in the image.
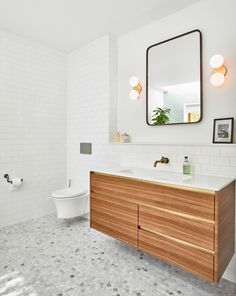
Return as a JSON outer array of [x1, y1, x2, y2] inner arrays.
[[52, 188, 87, 198]]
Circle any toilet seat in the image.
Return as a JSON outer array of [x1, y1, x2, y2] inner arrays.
[[52, 188, 87, 199]]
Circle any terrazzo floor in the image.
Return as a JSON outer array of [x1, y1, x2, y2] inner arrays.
[[0, 214, 236, 296]]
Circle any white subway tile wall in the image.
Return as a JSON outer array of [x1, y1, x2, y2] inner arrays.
[[0, 31, 67, 227], [67, 35, 116, 190]]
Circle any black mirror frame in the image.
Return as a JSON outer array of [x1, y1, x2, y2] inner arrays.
[[146, 29, 203, 126]]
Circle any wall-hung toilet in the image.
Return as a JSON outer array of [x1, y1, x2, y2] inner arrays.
[[52, 188, 89, 219]]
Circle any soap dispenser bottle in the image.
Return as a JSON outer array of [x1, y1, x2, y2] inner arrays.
[[183, 156, 191, 175]]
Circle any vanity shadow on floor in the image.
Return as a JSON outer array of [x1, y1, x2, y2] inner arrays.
[[0, 214, 235, 296]]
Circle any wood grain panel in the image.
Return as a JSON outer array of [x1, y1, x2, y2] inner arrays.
[[91, 221, 138, 247], [91, 172, 215, 220], [139, 205, 215, 251], [214, 181, 235, 283], [91, 192, 137, 229], [90, 192, 138, 247], [90, 172, 235, 284], [139, 229, 214, 281]]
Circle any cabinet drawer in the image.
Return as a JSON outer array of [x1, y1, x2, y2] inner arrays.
[[139, 206, 214, 251], [139, 229, 214, 281], [91, 192, 138, 247], [91, 172, 215, 220]]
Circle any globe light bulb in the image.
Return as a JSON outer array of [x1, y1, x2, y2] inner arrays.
[[129, 76, 139, 87], [209, 54, 224, 69], [210, 72, 225, 86], [129, 90, 139, 100]]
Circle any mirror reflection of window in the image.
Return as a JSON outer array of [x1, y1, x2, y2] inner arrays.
[[147, 30, 202, 125]]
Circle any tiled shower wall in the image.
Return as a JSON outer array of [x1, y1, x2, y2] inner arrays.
[[0, 31, 67, 226]]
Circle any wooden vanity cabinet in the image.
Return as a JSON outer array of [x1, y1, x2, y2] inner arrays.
[[90, 172, 235, 283]]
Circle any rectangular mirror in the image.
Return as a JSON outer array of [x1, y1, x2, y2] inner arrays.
[[146, 30, 202, 126]]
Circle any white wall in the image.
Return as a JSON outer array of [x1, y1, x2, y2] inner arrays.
[[117, 0, 236, 144], [67, 35, 116, 190], [0, 30, 67, 227]]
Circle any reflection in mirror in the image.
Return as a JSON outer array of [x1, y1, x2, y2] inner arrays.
[[146, 30, 202, 125]]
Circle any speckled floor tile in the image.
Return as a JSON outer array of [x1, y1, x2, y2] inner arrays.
[[0, 214, 235, 296]]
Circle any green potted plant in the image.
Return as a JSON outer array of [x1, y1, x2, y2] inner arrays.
[[152, 107, 171, 125]]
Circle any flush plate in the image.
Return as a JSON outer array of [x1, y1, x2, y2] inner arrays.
[[80, 143, 92, 154]]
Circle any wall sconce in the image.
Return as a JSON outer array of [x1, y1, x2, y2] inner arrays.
[[129, 76, 142, 100], [209, 54, 227, 86]]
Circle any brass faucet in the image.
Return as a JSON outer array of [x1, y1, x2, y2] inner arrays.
[[153, 157, 169, 167]]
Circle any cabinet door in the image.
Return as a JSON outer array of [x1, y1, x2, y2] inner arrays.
[[139, 229, 214, 282], [90, 192, 138, 247]]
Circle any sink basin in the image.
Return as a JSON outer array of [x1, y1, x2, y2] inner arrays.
[[116, 168, 192, 183]]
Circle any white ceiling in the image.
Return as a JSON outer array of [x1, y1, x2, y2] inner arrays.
[[0, 0, 199, 52]]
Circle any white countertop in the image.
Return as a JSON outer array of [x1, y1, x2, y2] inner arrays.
[[91, 166, 235, 191]]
